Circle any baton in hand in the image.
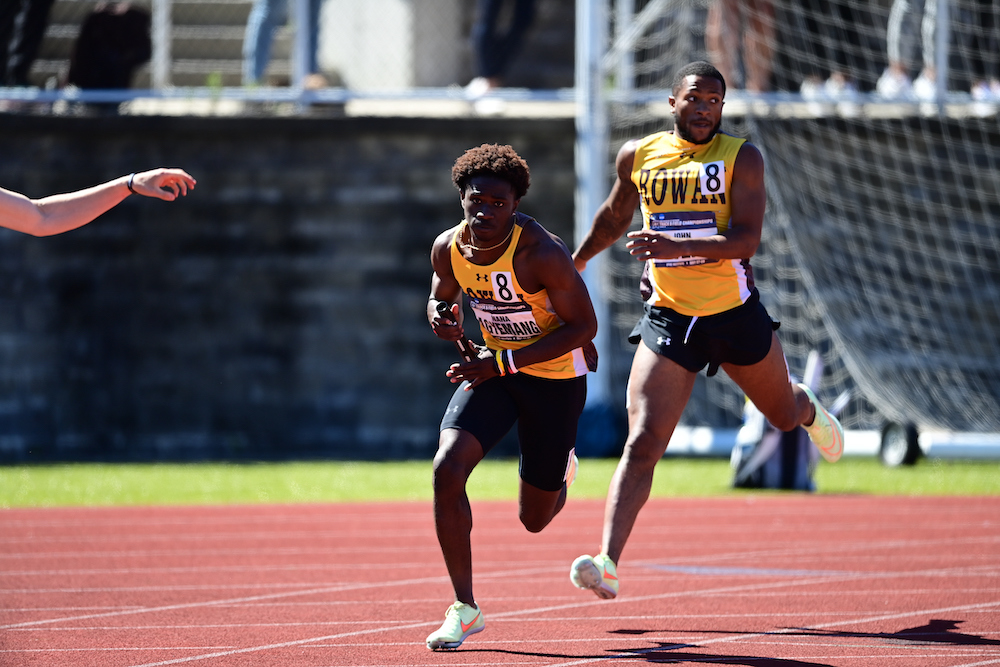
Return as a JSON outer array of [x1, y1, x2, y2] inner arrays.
[[436, 301, 477, 363]]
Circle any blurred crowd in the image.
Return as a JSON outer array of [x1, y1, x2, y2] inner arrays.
[[1, 0, 997, 107]]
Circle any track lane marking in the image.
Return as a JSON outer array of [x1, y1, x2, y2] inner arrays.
[[95, 572, 998, 665]]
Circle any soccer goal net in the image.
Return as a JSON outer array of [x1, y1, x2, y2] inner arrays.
[[589, 0, 1000, 433]]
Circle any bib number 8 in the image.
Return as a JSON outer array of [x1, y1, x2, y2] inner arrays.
[[700, 160, 725, 195], [491, 272, 516, 302]]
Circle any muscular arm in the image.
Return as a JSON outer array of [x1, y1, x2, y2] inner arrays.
[[508, 238, 598, 370], [0, 168, 196, 237], [573, 140, 641, 272], [427, 226, 467, 343], [625, 142, 766, 261]]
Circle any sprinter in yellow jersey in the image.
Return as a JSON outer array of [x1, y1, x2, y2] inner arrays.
[[567, 62, 845, 601], [424, 144, 598, 650]]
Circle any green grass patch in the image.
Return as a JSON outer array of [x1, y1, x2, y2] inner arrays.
[[1, 456, 997, 508]]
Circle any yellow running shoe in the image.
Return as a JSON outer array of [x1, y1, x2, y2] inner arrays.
[[798, 383, 845, 462], [570, 553, 618, 599], [426, 601, 484, 650]]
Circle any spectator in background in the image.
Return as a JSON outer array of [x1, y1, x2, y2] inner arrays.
[[67, 3, 151, 90], [705, 0, 774, 93], [465, 0, 537, 98], [0, 0, 56, 86], [243, 0, 325, 87], [794, 1, 869, 105], [964, 0, 999, 106], [876, 0, 938, 100], [877, 0, 1000, 105]]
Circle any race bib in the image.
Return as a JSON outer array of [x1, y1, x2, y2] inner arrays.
[[490, 271, 518, 303], [471, 299, 544, 342], [649, 211, 719, 268], [699, 160, 726, 196]]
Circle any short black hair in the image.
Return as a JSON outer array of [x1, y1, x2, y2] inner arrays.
[[451, 143, 531, 200], [671, 61, 726, 97]]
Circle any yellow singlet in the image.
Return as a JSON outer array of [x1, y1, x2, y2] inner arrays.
[[632, 130, 753, 316], [449, 214, 590, 380]]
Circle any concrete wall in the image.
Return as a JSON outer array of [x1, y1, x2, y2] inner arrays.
[[0, 113, 577, 462], [320, 0, 467, 89]]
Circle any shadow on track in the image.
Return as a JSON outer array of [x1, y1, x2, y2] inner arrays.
[[788, 618, 1000, 646]]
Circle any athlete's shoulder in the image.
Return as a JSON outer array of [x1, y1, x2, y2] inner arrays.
[[733, 139, 763, 167], [716, 130, 743, 140], [710, 132, 758, 168], [513, 214, 577, 291], [638, 130, 672, 145], [516, 213, 572, 259], [431, 222, 463, 258], [434, 222, 463, 245]]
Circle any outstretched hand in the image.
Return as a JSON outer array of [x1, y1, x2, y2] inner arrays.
[[625, 229, 686, 261], [132, 168, 196, 201], [446, 354, 498, 390]]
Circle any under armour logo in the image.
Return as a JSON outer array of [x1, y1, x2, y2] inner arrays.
[[476, 273, 489, 282], [657, 336, 671, 347]]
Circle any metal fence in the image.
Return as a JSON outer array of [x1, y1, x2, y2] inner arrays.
[[4, 0, 577, 112]]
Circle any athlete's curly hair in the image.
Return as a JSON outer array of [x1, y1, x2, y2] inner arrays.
[[671, 60, 726, 96], [451, 143, 531, 200]]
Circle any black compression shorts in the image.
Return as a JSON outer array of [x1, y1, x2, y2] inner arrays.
[[440, 372, 587, 492], [629, 289, 779, 377]]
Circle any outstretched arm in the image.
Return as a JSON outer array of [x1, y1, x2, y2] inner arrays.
[[0, 168, 196, 237], [572, 140, 641, 272]]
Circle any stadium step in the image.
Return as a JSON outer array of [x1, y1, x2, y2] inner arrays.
[[31, 0, 291, 89]]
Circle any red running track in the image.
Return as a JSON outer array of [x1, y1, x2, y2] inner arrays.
[[1, 495, 999, 667]]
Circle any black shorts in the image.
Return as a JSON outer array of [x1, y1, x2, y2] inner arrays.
[[440, 373, 587, 492], [629, 289, 779, 377]]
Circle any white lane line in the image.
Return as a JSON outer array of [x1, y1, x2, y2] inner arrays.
[[3, 560, 995, 631], [0, 510, 432, 530], [0, 567, 865, 663], [0, 647, 234, 653], [97, 575, 995, 666], [0, 545, 440, 559], [0, 563, 581, 631], [512, 600, 1000, 667], [0, 562, 435, 577], [3, 554, 997, 580], [122, 620, 448, 667], [0, 575, 447, 630]]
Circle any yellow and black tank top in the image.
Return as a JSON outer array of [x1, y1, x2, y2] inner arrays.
[[449, 213, 590, 380], [631, 130, 754, 316]]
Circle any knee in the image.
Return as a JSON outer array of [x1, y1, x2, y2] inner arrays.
[[517, 477, 565, 533], [623, 431, 669, 469], [431, 452, 464, 496], [518, 507, 552, 534], [762, 399, 803, 433], [768, 413, 800, 433], [432, 432, 480, 495]]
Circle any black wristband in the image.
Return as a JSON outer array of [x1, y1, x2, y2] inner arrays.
[[126, 173, 138, 195]]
